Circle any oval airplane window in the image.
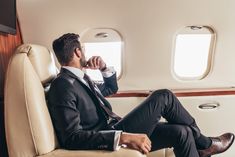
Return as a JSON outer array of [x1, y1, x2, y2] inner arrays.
[[173, 26, 216, 80], [81, 28, 122, 82]]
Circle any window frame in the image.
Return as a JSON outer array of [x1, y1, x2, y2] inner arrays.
[[80, 28, 124, 82], [172, 26, 216, 80]]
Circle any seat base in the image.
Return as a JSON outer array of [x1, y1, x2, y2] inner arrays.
[[39, 148, 146, 157]]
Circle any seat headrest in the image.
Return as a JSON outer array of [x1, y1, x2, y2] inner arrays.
[[15, 44, 58, 85]]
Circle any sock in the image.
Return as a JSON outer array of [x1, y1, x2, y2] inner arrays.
[[195, 134, 212, 150]]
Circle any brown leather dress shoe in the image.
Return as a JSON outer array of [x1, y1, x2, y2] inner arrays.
[[198, 133, 234, 157]]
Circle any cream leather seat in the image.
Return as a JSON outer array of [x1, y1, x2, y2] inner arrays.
[[4, 44, 145, 157]]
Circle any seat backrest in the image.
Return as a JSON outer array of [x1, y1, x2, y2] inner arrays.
[[4, 44, 59, 157]]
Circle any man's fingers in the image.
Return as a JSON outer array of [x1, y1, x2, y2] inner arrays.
[[142, 135, 151, 153], [141, 139, 151, 153], [87, 56, 104, 69], [140, 144, 149, 154], [147, 139, 151, 149], [143, 135, 151, 150], [87, 57, 97, 69], [95, 56, 100, 67], [92, 56, 99, 67], [145, 135, 151, 145], [145, 143, 151, 152]]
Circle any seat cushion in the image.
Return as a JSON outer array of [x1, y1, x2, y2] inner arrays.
[[39, 148, 146, 157]]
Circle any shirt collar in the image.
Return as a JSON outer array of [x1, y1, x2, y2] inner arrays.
[[62, 66, 85, 79]]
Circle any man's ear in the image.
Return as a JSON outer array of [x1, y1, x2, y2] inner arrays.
[[74, 48, 82, 58]]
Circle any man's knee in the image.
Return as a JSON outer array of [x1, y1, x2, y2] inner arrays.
[[149, 89, 174, 104], [150, 89, 172, 97]]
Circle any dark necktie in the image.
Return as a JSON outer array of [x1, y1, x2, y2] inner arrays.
[[83, 74, 121, 122]]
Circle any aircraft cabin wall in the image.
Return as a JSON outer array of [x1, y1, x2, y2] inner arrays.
[[0, 1, 233, 157], [17, 0, 235, 91]]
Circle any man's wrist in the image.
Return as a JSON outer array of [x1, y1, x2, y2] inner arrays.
[[100, 64, 107, 71], [101, 66, 116, 78], [119, 132, 130, 145]]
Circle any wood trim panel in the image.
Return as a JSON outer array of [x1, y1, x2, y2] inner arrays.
[[0, 19, 23, 99], [0, 18, 23, 157], [110, 88, 235, 98], [174, 90, 235, 97]]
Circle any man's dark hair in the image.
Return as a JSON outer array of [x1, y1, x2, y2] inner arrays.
[[52, 33, 81, 65]]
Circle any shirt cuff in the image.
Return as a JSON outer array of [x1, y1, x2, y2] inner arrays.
[[101, 66, 116, 78], [113, 131, 122, 151]]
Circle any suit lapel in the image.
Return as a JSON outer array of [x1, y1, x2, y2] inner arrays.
[[60, 68, 112, 111], [60, 68, 97, 96]]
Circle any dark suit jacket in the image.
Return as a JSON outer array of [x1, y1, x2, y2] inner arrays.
[[47, 68, 119, 150]]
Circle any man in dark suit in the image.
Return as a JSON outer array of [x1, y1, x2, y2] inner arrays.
[[48, 33, 234, 157]]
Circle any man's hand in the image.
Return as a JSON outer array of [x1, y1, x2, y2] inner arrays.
[[119, 132, 152, 154], [86, 56, 106, 71]]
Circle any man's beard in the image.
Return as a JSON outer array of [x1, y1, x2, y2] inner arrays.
[[80, 54, 87, 68]]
